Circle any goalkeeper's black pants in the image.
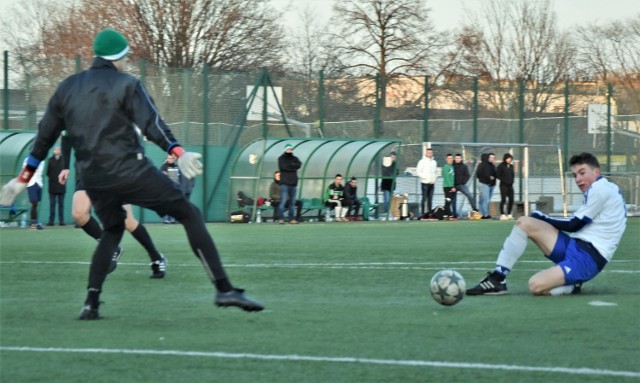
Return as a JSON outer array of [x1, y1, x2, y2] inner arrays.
[[85, 166, 232, 295]]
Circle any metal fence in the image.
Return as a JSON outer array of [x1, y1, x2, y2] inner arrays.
[[2, 53, 638, 219]]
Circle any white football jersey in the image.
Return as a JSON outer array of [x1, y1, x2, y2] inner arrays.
[[570, 176, 627, 261]]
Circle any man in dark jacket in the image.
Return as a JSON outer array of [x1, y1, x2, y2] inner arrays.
[[452, 154, 478, 218], [46, 147, 66, 225], [476, 152, 496, 219], [496, 153, 515, 220], [0, 28, 263, 318], [270, 170, 302, 223], [380, 151, 397, 214], [344, 176, 361, 219], [277, 144, 302, 224]]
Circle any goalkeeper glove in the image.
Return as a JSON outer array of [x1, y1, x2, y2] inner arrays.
[[171, 147, 203, 179]]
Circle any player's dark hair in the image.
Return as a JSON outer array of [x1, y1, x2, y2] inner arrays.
[[455, 153, 462, 157], [335, 173, 343, 178], [569, 152, 600, 169]]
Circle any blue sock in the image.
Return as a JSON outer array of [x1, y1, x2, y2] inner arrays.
[[494, 266, 510, 277]]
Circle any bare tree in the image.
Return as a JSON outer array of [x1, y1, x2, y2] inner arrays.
[[283, 6, 336, 78], [123, 0, 286, 70], [2, 0, 287, 71], [575, 16, 640, 113], [328, 0, 447, 111], [449, 0, 574, 114]]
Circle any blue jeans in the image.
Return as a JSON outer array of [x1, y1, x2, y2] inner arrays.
[[279, 184, 298, 221], [48, 193, 65, 223], [478, 183, 494, 216], [453, 184, 477, 217], [382, 190, 391, 214], [421, 183, 435, 214]]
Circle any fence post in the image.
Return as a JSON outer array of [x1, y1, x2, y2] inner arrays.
[[518, 78, 525, 143], [422, 75, 430, 142], [3, 51, 8, 130], [183, 68, 191, 142], [563, 80, 569, 165], [472, 77, 478, 143], [374, 73, 382, 138], [202, 64, 210, 219], [318, 70, 325, 136], [262, 68, 268, 138], [606, 83, 613, 173]]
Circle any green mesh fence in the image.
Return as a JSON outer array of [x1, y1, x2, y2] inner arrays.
[[2, 53, 638, 219]]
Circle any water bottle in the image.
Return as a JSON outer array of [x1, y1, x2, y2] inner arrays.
[[256, 209, 262, 223], [20, 214, 27, 228], [325, 208, 331, 222]]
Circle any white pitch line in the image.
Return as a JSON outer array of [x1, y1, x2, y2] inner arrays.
[[0, 346, 638, 378], [0, 260, 639, 273]]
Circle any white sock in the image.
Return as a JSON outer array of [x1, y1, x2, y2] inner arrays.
[[334, 206, 341, 218], [341, 207, 348, 218], [496, 226, 528, 272], [549, 285, 575, 296]]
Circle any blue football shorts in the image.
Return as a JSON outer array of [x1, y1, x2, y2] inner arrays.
[[27, 184, 42, 202], [548, 231, 602, 285]]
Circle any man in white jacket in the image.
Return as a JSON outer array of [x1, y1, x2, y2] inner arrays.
[[416, 148, 438, 216]]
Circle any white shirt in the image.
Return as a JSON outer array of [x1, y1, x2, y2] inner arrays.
[[22, 158, 45, 187], [570, 176, 627, 261], [416, 156, 437, 184]]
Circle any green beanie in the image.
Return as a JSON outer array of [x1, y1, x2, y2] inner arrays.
[[93, 28, 129, 61]]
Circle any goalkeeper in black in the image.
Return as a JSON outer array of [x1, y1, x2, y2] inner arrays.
[[0, 28, 263, 319]]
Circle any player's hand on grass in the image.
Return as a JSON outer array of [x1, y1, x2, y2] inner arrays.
[[0, 178, 27, 206], [177, 151, 203, 179]]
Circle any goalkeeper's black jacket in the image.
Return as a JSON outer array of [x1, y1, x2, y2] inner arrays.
[[29, 57, 180, 190]]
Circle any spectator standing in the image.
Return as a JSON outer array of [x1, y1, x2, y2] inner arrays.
[[416, 148, 437, 216], [442, 154, 456, 220], [269, 170, 302, 223], [380, 151, 397, 215], [46, 147, 66, 225], [497, 153, 515, 220], [160, 154, 180, 223], [278, 144, 302, 224], [452, 153, 478, 218], [23, 157, 45, 230], [344, 176, 361, 220], [476, 153, 497, 219]]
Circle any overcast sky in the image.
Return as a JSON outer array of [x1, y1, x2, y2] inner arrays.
[[0, 0, 639, 53], [269, 0, 640, 31]]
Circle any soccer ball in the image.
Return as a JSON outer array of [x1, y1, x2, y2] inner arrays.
[[430, 269, 466, 306]]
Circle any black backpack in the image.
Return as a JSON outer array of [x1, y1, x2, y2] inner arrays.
[[421, 206, 445, 220]]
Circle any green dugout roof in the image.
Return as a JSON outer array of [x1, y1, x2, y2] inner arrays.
[[228, 137, 400, 213]]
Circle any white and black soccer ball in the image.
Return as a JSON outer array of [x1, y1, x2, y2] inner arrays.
[[430, 269, 465, 306]]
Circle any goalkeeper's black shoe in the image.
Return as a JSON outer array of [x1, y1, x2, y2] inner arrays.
[[107, 246, 124, 274], [466, 271, 508, 296], [215, 288, 264, 312], [150, 255, 167, 279], [78, 304, 100, 320]]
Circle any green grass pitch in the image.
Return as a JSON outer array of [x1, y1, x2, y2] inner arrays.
[[1, 219, 638, 382]]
